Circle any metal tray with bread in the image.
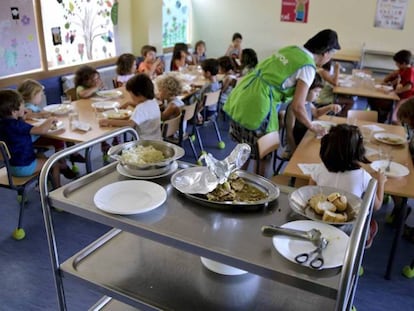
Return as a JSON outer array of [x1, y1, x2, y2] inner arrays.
[[288, 186, 362, 225]]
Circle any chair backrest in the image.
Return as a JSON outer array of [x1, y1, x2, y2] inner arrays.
[[347, 110, 378, 122], [256, 131, 280, 160], [162, 113, 182, 139], [181, 103, 197, 122], [0, 141, 11, 162], [202, 90, 221, 108], [64, 87, 77, 101]]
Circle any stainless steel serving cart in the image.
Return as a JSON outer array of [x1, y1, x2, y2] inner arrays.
[[39, 127, 377, 311]]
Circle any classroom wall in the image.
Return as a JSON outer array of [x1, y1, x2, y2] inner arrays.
[[190, 0, 414, 60]]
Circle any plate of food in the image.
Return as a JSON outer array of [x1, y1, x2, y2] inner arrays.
[[96, 90, 123, 99], [370, 160, 409, 178], [312, 120, 336, 132], [373, 132, 406, 145], [374, 84, 393, 92], [171, 167, 280, 210], [102, 109, 132, 120], [288, 186, 362, 225], [91, 101, 120, 111], [43, 104, 72, 115]]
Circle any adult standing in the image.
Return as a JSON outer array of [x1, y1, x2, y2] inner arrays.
[[223, 29, 341, 153]]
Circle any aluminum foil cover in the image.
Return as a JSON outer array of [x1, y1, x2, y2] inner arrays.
[[172, 144, 251, 194]]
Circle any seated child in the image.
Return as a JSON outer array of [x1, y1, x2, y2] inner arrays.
[[116, 53, 136, 86], [240, 48, 258, 76], [282, 73, 342, 158], [99, 74, 161, 141], [74, 65, 104, 99], [217, 56, 237, 107], [170, 43, 189, 71], [156, 74, 184, 121], [0, 90, 75, 187], [225, 32, 243, 67], [193, 58, 221, 122], [137, 45, 164, 78], [17, 79, 66, 156], [309, 124, 387, 248], [192, 40, 207, 65]]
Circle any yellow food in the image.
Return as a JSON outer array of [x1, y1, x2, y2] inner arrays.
[[121, 145, 165, 165], [322, 210, 348, 223], [379, 136, 403, 144]]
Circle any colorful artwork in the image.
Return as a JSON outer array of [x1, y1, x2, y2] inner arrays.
[[280, 0, 309, 23], [40, 0, 117, 67], [0, 1, 41, 77], [374, 0, 408, 30], [162, 0, 190, 48]]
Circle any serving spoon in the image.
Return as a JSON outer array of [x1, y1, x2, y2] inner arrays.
[[261, 225, 322, 246]]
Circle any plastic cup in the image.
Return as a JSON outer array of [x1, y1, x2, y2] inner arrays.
[[61, 95, 71, 105], [68, 111, 79, 130]]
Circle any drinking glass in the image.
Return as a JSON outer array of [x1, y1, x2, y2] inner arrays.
[[68, 110, 79, 130], [61, 95, 71, 105]]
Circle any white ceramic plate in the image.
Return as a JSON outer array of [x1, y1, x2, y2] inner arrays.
[[370, 160, 409, 178], [43, 104, 72, 115], [48, 120, 65, 133], [91, 101, 120, 110], [273, 220, 349, 269], [96, 90, 123, 99], [102, 109, 132, 120], [200, 257, 248, 276], [93, 180, 167, 215], [116, 161, 179, 179], [374, 84, 393, 92], [312, 120, 336, 131], [374, 132, 406, 145]]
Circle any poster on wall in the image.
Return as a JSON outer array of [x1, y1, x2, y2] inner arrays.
[[0, 0, 41, 77], [374, 0, 408, 30], [280, 0, 309, 23]]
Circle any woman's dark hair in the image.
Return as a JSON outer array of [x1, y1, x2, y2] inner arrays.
[[304, 29, 341, 55], [74, 65, 99, 88], [232, 32, 242, 41], [194, 40, 206, 52], [310, 73, 324, 90], [116, 53, 136, 75], [201, 58, 219, 76], [241, 48, 258, 70], [393, 50, 412, 65], [141, 45, 157, 57], [320, 124, 370, 172], [218, 56, 234, 72], [0, 89, 23, 118], [125, 74, 154, 99]]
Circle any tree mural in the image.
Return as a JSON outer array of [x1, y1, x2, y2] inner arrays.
[[58, 0, 118, 60]]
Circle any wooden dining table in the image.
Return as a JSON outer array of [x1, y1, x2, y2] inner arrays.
[[282, 115, 414, 279]]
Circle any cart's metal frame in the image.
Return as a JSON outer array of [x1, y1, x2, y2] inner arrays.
[[39, 126, 377, 311]]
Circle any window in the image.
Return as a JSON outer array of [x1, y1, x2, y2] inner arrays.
[[40, 0, 118, 68], [162, 0, 191, 48]]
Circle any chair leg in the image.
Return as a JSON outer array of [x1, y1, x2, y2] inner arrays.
[[275, 159, 286, 175], [212, 120, 225, 149], [195, 128, 204, 153], [187, 138, 198, 160], [13, 189, 26, 240]]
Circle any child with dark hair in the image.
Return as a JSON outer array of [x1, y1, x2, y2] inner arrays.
[[225, 32, 243, 62], [170, 43, 190, 71], [310, 124, 387, 248], [74, 65, 104, 99], [137, 45, 163, 78], [217, 56, 236, 106], [240, 48, 258, 76], [115, 53, 136, 86], [0, 90, 74, 187], [99, 74, 161, 140], [193, 58, 221, 121], [282, 73, 341, 158], [192, 40, 207, 65]]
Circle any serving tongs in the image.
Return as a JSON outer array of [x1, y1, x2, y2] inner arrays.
[[261, 225, 322, 245]]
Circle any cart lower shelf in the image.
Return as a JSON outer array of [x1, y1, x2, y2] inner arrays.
[[62, 229, 335, 311]]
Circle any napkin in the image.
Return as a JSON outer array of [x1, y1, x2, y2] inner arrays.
[[297, 163, 321, 175], [360, 124, 384, 133], [71, 120, 91, 132]]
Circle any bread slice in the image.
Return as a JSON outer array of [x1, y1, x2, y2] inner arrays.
[[314, 201, 336, 215], [323, 210, 348, 223]]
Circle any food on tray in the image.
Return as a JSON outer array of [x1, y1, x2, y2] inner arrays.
[[205, 173, 267, 202], [323, 210, 348, 223], [104, 110, 131, 119], [308, 192, 352, 223], [97, 90, 122, 98], [121, 145, 165, 165], [377, 136, 404, 144], [327, 192, 348, 212]]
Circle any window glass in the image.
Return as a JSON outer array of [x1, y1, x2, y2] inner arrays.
[[162, 0, 191, 48], [40, 0, 118, 68]]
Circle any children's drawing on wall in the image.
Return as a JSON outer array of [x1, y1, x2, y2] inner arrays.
[[374, 0, 408, 30], [280, 0, 309, 23], [0, 1, 41, 77], [52, 27, 62, 45]]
